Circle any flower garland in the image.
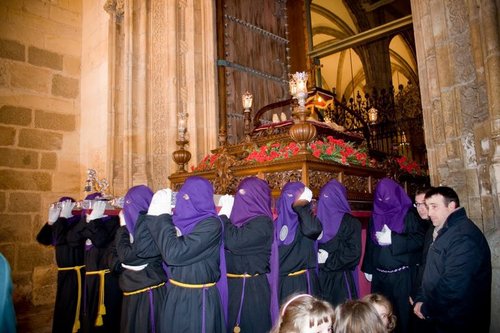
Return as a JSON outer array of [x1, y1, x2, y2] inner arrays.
[[394, 156, 425, 176], [245, 141, 300, 163], [190, 153, 220, 172], [308, 136, 369, 166], [191, 136, 371, 171]]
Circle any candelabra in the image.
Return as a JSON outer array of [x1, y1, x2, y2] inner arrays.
[[172, 113, 191, 173], [288, 72, 317, 153], [242, 91, 253, 142]]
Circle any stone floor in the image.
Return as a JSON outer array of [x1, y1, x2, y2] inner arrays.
[[15, 300, 53, 333]]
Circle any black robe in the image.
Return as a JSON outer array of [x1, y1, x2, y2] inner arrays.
[[67, 216, 122, 333], [36, 218, 85, 333], [223, 215, 273, 333], [135, 214, 226, 333], [318, 213, 361, 306], [114, 214, 168, 333], [362, 209, 425, 333], [278, 203, 323, 303]]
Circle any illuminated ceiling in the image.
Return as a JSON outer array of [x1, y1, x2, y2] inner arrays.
[[308, 0, 417, 99]]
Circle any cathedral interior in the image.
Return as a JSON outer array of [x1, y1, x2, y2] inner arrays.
[[0, 0, 498, 331]]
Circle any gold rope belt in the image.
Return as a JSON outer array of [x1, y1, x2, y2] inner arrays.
[[58, 265, 85, 333], [86, 269, 111, 326], [123, 282, 166, 296], [169, 278, 216, 289], [227, 273, 260, 278], [288, 269, 307, 277]]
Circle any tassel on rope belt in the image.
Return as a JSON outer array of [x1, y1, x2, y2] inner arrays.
[[123, 282, 166, 333], [58, 265, 85, 333], [85, 269, 111, 326], [287, 269, 312, 295], [169, 279, 217, 333], [227, 273, 260, 333]]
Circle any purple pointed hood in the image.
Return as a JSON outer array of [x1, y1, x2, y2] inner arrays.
[[172, 176, 218, 235], [171, 176, 228, 320], [317, 180, 351, 243], [275, 181, 305, 246], [85, 192, 102, 200], [123, 185, 153, 236], [371, 178, 412, 244], [230, 177, 273, 227]]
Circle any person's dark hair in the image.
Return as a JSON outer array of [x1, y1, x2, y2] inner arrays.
[[334, 300, 387, 333], [270, 294, 334, 333], [362, 293, 397, 332], [414, 186, 434, 197], [424, 186, 460, 207]]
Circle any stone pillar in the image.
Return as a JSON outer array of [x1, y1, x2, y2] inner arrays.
[[411, 0, 499, 331], [106, 0, 218, 192]]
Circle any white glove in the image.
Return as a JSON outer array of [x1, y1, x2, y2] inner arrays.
[[147, 189, 172, 216], [119, 210, 126, 227], [87, 201, 106, 222], [364, 272, 373, 282], [376, 224, 392, 245], [317, 249, 329, 264], [60, 200, 75, 219], [298, 186, 313, 202], [218, 194, 234, 217], [48, 205, 61, 225]]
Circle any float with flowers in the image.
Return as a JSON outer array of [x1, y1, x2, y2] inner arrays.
[[169, 73, 427, 207]]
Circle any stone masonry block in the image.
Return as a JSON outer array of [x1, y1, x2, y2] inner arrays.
[[28, 46, 63, 71], [18, 128, 62, 150], [32, 265, 57, 289], [0, 191, 5, 212], [9, 192, 41, 213], [63, 55, 80, 76], [0, 39, 25, 61], [10, 62, 51, 93], [51, 74, 79, 98], [0, 243, 15, 267], [0, 148, 38, 169], [31, 284, 56, 306], [0, 169, 52, 191], [35, 110, 75, 131], [40, 152, 57, 170], [0, 61, 8, 87], [0, 214, 33, 243], [0, 105, 32, 126], [17, 243, 53, 271], [0, 126, 16, 145]]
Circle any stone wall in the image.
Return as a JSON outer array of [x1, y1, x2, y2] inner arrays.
[[411, 0, 499, 331], [0, 0, 82, 306]]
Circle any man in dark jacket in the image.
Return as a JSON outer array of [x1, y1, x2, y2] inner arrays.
[[413, 186, 491, 333]]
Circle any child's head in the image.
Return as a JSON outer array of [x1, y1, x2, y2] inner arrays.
[[361, 293, 396, 332], [271, 294, 334, 333], [333, 300, 388, 333]]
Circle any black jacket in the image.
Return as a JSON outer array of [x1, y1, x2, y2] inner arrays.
[[416, 207, 491, 333]]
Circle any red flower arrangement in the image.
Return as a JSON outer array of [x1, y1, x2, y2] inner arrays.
[[190, 153, 220, 172], [308, 136, 369, 166], [394, 156, 425, 176], [245, 141, 301, 163], [192, 137, 371, 171]]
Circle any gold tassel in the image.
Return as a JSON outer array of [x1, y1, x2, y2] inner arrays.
[[99, 304, 107, 315], [72, 320, 80, 333], [95, 315, 103, 327]]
